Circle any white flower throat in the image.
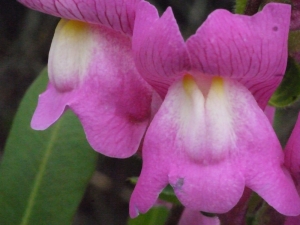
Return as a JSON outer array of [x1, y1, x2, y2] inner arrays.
[[176, 74, 237, 163], [49, 19, 93, 91]]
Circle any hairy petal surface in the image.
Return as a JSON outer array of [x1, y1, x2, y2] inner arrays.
[[132, 1, 190, 97], [187, 3, 290, 109], [18, 0, 141, 35], [32, 23, 153, 157], [179, 209, 220, 225], [130, 76, 300, 216]]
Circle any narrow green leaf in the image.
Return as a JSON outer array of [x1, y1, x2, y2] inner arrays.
[[0, 69, 98, 225], [127, 206, 169, 225], [269, 58, 300, 107]]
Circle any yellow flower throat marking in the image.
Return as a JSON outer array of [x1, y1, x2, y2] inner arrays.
[[183, 74, 224, 95]]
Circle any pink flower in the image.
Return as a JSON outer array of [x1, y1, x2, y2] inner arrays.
[[130, 2, 300, 217], [18, 0, 155, 158], [284, 113, 300, 224]]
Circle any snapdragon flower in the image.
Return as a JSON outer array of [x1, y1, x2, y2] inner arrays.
[[18, 0, 155, 157], [130, 2, 300, 217]]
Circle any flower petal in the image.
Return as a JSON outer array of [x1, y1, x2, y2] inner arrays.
[[168, 161, 245, 213], [132, 1, 190, 97], [186, 3, 290, 109], [31, 83, 71, 130], [129, 161, 169, 217], [244, 161, 300, 216], [32, 23, 153, 158], [229, 81, 300, 216], [241, 120, 300, 216], [264, 105, 275, 124], [18, 0, 140, 35], [179, 209, 220, 225]]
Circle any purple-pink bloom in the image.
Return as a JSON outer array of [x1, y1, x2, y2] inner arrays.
[[130, 2, 300, 217], [18, 0, 156, 157]]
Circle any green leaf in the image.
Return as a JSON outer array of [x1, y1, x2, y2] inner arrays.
[[129, 177, 181, 205], [0, 69, 98, 225], [269, 58, 300, 107], [127, 206, 169, 225]]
